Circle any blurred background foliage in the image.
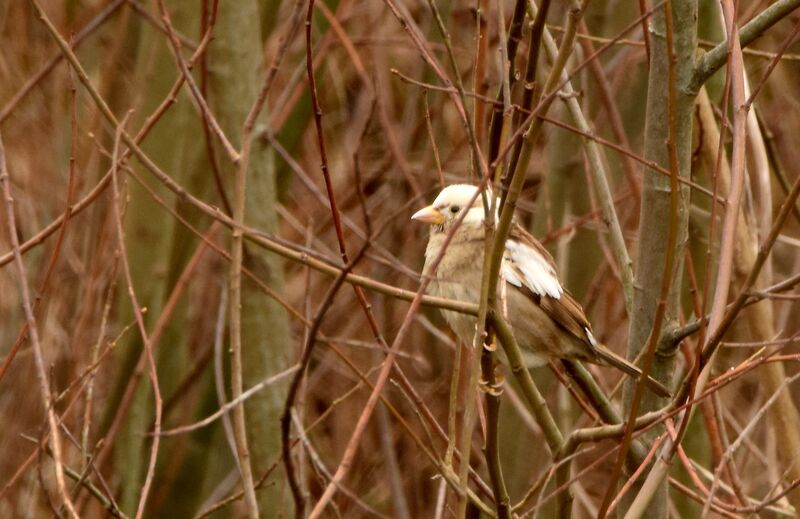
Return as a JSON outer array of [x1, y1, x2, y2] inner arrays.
[[1, 0, 800, 517]]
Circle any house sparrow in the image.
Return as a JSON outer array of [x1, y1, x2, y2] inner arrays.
[[412, 184, 670, 398]]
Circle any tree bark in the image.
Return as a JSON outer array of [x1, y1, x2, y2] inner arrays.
[[624, 0, 697, 515], [207, 1, 292, 515]]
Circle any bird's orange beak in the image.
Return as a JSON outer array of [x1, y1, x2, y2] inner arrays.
[[411, 205, 444, 225]]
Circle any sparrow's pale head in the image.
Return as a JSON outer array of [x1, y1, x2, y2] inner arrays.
[[411, 184, 491, 233]]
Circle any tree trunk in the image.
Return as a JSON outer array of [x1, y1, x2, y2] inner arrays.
[[624, 0, 697, 514], [207, 1, 292, 515]]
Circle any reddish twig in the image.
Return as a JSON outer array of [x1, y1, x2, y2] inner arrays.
[[578, 20, 642, 199], [492, 0, 666, 171], [0, 128, 79, 516], [196, 0, 231, 215], [701, 0, 748, 376], [315, 1, 421, 196], [108, 114, 163, 519], [0, 63, 79, 384], [154, 0, 239, 163], [282, 243, 369, 517], [597, 0, 683, 514], [0, 0, 125, 123], [308, 174, 494, 516], [637, 0, 652, 62], [606, 432, 668, 514], [1, 4, 220, 271], [744, 16, 800, 109]]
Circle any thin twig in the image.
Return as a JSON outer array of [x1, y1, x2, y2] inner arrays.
[[282, 244, 368, 517], [0, 0, 125, 123], [598, 0, 683, 514], [308, 176, 494, 517], [744, 16, 800, 109], [157, 365, 301, 437], [154, 0, 240, 163], [691, 0, 800, 90], [0, 130, 78, 517], [108, 114, 163, 519]]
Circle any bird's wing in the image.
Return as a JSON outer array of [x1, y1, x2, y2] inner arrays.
[[509, 225, 559, 269], [502, 227, 671, 397], [502, 227, 563, 299], [502, 225, 599, 347], [538, 290, 599, 347]]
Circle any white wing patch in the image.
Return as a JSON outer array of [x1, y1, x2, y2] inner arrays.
[[502, 240, 563, 299], [585, 327, 598, 347]]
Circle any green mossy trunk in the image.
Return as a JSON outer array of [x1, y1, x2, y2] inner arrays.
[[207, 1, 292, 514], [624, 0, 697, 515]]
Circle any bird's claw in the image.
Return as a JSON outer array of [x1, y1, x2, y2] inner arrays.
[[479, 370, 505, 396]]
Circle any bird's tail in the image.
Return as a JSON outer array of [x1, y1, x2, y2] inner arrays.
[[594, 347, 672, 398]]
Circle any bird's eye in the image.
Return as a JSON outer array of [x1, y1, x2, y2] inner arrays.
[[450, 206, 460, 214]]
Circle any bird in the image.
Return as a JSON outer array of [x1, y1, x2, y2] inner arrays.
[[412, 184, 671, 398]]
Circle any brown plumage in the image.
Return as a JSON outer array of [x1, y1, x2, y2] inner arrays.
[[412, 184, 670, 398]]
